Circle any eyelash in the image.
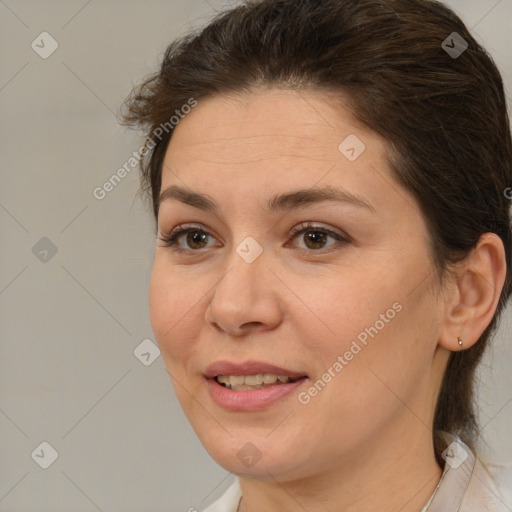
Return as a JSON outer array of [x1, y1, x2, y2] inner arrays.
[[157, 222, 350, 254]]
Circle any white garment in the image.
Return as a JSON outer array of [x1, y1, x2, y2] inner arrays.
[[201, 432, 511, 512], [202, 478, 241, 512]]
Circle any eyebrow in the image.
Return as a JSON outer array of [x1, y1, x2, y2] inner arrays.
[[158, 184, 376, 214]]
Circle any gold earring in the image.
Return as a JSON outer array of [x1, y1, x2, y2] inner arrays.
[[457, 336, 463, 347]]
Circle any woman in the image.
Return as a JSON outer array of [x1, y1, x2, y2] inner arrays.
[[122, 0, 512, 510]]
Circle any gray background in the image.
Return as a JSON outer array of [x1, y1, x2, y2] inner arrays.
[[0, 1, 511, 510]]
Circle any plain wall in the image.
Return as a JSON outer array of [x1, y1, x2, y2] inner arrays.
[[0, 1, 511, 510]]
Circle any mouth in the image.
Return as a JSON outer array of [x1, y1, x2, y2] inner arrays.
[[203, 361, 308, 410], [215, 373, 305, 390], [204, 360, 308, 386]]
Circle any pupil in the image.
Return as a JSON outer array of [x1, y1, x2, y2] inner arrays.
[[188, 231, 207, 248], [306, 231, 326, 249]]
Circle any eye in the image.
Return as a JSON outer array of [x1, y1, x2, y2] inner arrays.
[[288, 222, 349, 251], [157, 223, 219, 252], [157, 222, 350, 253]]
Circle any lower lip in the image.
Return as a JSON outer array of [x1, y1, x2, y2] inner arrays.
[[205, 377, 308, 412]]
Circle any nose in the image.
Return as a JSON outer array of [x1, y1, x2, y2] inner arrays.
[[204, 247, 283, 337]]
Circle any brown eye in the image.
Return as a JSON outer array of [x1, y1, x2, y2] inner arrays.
[[302, 230, 329, 250], [289, 223, 349, 251], [185, 231, 209, 249], [158, 224, 218, 251]]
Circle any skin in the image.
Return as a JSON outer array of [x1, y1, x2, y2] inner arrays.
[[149, 88, 506, 511]]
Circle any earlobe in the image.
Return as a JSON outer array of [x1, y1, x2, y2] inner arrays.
[[437, 233, 507, 352]]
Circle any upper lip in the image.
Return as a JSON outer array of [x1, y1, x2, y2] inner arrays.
[[204, 360, 308, 380]]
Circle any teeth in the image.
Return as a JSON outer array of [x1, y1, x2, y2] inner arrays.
[[216, 374, 293, 389], [230, 375, 245, 387], [244, 374, 264, 386], [263, 374, 278, 384]]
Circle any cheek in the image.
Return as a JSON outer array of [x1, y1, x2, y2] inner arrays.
[[148, 259, 201, 367], [294, 268, 401, 355], [296, 258, 436, 394], [149, 262, 172, 340]]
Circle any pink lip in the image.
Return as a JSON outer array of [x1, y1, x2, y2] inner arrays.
[[203, 360, 307, 380], [203, 360, 308, 412], [205, 377, 308, 411]]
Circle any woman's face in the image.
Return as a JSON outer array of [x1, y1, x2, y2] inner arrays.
[[150, 89, 449, 480]]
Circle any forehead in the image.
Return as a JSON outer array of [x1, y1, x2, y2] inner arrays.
[[158, 89, 424, 235], [164, 88, 387, 167]]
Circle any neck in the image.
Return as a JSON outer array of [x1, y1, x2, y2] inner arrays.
[[237, 427, 443, 512]]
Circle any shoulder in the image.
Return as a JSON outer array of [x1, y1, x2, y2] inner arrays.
[[431, 432, 511, 512], [460, 458, 512, 511], [201, 478, 241, 512]]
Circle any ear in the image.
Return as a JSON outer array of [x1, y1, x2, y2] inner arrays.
[[438, 233, 507, 352]]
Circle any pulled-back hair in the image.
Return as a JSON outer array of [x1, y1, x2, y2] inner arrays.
[[122, 0, 512, 461]]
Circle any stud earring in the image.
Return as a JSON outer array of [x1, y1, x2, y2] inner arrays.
[[457, 336, 463, 347]]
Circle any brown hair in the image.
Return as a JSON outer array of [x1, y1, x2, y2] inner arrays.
[[121, 0, 512, 459]]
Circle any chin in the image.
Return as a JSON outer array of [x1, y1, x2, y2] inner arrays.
[[195, 427, 314, 481]]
